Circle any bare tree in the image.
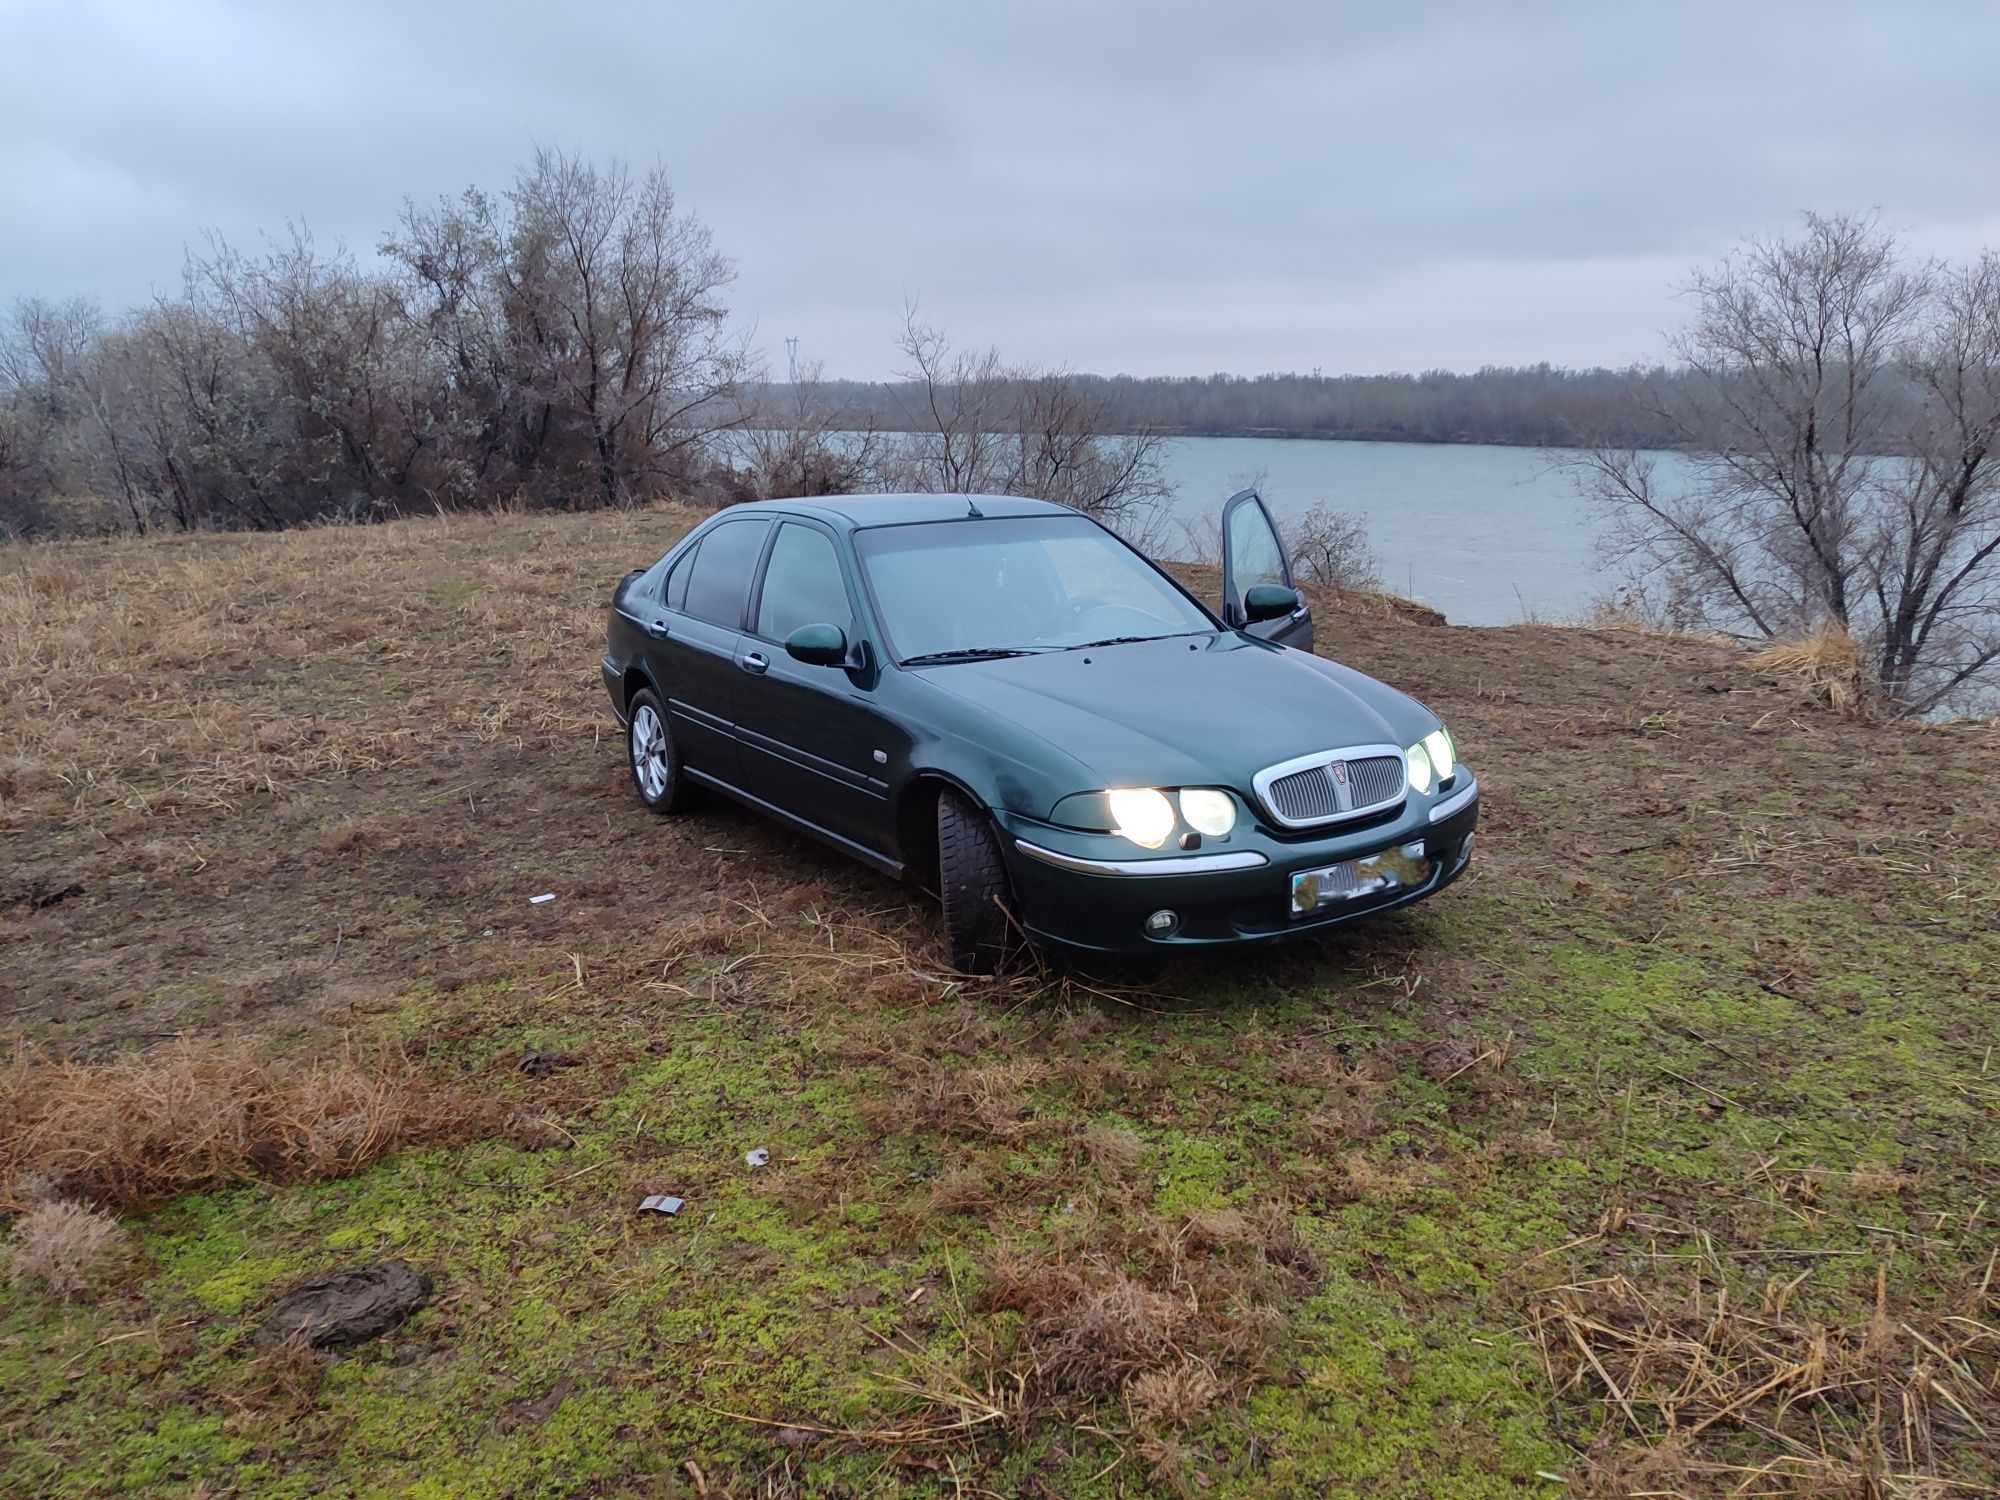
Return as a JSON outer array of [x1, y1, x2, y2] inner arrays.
[[883, 308, 1170, 537], [501, 150, 745, 507], [383, 151, 746, 511], [1571, 214, 2000, 714]]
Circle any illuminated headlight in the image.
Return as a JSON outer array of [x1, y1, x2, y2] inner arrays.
[[1107, 788, 1176, 849], [1422, 728, 1455, 783], [1405, 743, 1435, 795], [1178, 789, 1237, 838]]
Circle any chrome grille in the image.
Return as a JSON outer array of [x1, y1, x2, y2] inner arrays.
[[1267, 765, 1341, 822], [1347, 755, 1405, 808], [1257, 749, 1407, 828]]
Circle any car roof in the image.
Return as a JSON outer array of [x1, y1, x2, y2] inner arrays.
[[722, 493, 1075, 528]]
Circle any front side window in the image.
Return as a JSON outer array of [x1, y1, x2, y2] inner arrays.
[[855, 515, 1213, 663], [681, 519, 769, 628], [756, 523, 851, 642]]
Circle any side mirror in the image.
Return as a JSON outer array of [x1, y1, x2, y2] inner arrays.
[[1243, 583, 1301, 624], [784, 622, 848, 666]]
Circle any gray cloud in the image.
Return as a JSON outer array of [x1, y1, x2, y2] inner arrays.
[[3, 0, 1996, 378]]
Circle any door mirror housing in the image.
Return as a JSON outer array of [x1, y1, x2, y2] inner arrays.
[[1243, 583, 1301, 623], [784, 622, 849, 666]]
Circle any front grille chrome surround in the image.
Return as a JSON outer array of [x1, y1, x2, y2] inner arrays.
[[1252, 743, 1409, 830]]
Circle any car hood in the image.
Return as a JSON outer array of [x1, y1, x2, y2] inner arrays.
[[915, 632, 1440, 807]]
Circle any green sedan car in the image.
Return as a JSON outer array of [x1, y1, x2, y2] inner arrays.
[[601, 489, 1477, 972]]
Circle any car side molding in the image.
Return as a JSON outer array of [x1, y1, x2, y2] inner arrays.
[[1013, 840, 1269, 876]]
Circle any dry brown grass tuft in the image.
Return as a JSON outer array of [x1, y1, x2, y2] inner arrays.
[[983, 1253, 1196, 1395], [1124, 1358, 1224, 1430], [894, 1058, 1049, 1142], [228, 1333, 330, 1419], [1534, 1263, 1999, 1493], [5, 1198, 125, 1298], [1748, 622, 1875, 714], [1081, 1122, 1147, 1174], [0, 1040, 521, 1208], [923, 1163, 996, 1218], [972, 1195, 1315, 1417]]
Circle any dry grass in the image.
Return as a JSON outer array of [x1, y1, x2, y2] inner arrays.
[[0, 504, 700, 834], [4, 1198, 125, 1299], [969, 1200, 1315, 1415], [226, 1333, 330, 1420], [1533, 1262, 2000, 1495], [1747, 622, 1875, 714], [887, 1058, 1051, 1143], [0, 1040, 522, 1209]]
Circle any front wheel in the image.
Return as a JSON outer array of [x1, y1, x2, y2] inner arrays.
[[626, 688, 691, 815], [937, 791, 1019, 975]]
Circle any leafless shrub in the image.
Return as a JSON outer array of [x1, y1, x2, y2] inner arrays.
[[4, 1198, 125, 1299], [0, 1040, 519, 1208], [1284, 501, 1381, 589], [729, 360, 884, 500]]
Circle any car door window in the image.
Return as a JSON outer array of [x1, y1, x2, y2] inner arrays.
[[663, 548, 692, 610], [1226, 497, 1288, 595], [756, 523, 852, 642], [681, 519, 769, 628]]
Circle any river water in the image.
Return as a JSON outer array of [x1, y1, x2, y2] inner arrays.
[[1150, 435, 1637, 626]]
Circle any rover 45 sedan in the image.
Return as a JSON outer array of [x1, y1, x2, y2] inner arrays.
[[601, 490, 1477, 972]]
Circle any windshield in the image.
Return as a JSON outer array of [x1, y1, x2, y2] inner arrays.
[[855, 515, 1215, 664]]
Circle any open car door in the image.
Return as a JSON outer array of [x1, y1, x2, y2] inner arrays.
[[1219, 488, 1314, 651]]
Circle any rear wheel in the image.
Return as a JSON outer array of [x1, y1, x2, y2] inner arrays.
[[937, 791, 1018, 975], [626, 688, 690, 815]]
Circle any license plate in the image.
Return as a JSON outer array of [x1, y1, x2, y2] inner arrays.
[[1290, 843, 1431, 916]]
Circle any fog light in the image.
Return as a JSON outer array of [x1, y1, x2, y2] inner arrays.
[[1145, 909, 1179, 937]]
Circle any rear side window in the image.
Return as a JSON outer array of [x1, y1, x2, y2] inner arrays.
[[681, 519, 769, 628], [756, 523, 851, 642], [663, 548, 692, 609]]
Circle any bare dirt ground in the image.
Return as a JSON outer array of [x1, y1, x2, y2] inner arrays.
[[2, 505, 1996, 1497]]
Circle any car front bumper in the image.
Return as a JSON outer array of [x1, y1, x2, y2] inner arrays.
[[994, 777, 1479, 954]]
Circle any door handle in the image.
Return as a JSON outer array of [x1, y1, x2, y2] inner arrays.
[[645, 619, 671, 640], [740, 651, 768, 674]]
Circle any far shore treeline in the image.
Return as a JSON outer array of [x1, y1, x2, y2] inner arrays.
[[735, 366, 1687, 450]]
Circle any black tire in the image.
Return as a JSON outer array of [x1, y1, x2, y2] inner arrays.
[[625, 688, 691, 815], [938, 790, 1018, 975]]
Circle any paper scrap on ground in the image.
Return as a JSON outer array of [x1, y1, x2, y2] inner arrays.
[[529, 892, 556, 905], [637, 1194, 684, 1215]]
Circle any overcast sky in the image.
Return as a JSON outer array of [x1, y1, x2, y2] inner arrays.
[[4, 0, 1997, 381]]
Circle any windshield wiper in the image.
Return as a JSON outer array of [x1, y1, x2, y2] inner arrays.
[[899, 646, 1050, 667], [1067, 634, 1179, 650]]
